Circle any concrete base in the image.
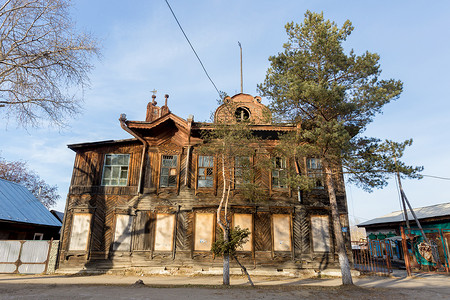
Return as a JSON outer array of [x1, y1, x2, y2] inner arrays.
[[56, 266, 360, 278]]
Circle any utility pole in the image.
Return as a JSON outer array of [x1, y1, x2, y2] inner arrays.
[[392, 143, 440, 270], [393, 146, 427, 240], [238, 42, 243, 93], [394, 155, 410, 230]]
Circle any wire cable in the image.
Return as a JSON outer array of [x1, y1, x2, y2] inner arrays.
[[421, 174, 450, 180], [164, 0, 221, 97], [348, 213, 369, 221], [342, 170, 450, 181]]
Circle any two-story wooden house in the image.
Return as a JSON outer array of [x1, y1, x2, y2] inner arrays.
[[58, 93, 351, 275]]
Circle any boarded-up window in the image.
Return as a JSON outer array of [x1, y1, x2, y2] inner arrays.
[[194, 213, 214, 251], [311, 215, 331, 252], [154, 214, 175, 251], [233, 214, 252, 251], [272, 214, 291, 251], [68, 214, 91, 251], [113, 215, 133, 251]]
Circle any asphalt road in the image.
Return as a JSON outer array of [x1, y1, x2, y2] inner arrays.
[[0, 272, 449, 299]]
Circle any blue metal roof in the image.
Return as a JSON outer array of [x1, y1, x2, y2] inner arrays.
[[358, 202, 450, 227], [0, 178, 61, 227]]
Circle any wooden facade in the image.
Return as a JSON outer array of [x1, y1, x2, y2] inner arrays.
[[58, 93, 351, 274]]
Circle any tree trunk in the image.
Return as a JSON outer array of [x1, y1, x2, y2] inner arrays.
[[223, 230, 230, 285], [217, 151, 231, 285], [323, 163, 353, 285]]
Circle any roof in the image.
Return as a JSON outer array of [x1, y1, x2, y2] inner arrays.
[[50, 210, 64, 223], [127, 113, 189, 130], [0, 179, 61, 227], [68, 138, 138, 150], [192, 123, 296, 131], [358, 202, 450, 227]]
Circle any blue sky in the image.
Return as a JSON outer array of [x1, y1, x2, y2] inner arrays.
[[1, 0, 449, 225]]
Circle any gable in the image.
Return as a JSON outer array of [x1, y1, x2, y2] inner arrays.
[[214, 93, 272, 124], [126, 113, 200, 147]]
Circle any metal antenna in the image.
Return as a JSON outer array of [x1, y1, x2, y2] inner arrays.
[[238, 41, 243, 93]]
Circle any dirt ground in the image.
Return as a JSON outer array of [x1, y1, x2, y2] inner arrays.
[[0, 273, 449, 300]]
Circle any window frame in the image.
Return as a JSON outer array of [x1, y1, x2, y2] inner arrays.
[[101, 154, 130, 186], [272, 157, 287, 189], [197, 155, 214, 188], [306, 158, 324, 189], [159, 154, 178, 188], [234, 156, 251, 188], [235, 106, 251, 122], [33, 233, 44, 240]]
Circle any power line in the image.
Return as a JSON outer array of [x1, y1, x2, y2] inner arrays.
[[348, 213, 370, 221], [164, 0, 221, 97], [421, 174, 450, 180], [342, 170, 450, 181]]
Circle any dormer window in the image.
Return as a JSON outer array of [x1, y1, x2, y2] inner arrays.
[[235, 106, 250, 122]]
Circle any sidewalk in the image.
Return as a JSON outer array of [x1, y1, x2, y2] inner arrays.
[[0, 271, 448, 289], [1, 272, 449, 300]]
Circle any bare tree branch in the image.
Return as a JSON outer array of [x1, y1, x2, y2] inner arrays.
[[0, 0, 99, 127], [0, 154, 60, 208]]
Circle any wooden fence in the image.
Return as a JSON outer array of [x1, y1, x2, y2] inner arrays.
[[351, 240, 393, 276]]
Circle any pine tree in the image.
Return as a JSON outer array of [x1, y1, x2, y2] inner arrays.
[[258, 11, 421, 285]]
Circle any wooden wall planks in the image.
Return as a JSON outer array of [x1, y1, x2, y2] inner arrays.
[[60, 121, 348, 271]]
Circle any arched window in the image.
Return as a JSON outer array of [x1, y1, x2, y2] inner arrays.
[[235, 106, 250, 121]]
